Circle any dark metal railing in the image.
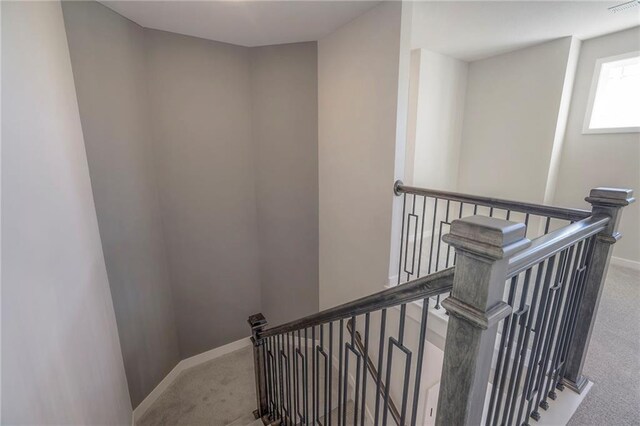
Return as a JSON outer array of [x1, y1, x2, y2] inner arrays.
[[393, 181, 591, 310], [249, 268, 454, 425], [346, 319, 402, 425], [434, 186, 632, 426], [485, 215, 608, 425], [248, 183, 632, 426]]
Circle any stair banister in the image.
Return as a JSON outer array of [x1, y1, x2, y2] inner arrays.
[[435, 187, 633, 425], [394, 181, 591, 222], [563, 188, 635, 393], [248, 266, 455, 423], [507, 214, 610, 278], [256, 267, 454, 340], [435, 215, 531, 425]]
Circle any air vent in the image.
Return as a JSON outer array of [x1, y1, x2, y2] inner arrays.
[[608, 0, 639, 13]]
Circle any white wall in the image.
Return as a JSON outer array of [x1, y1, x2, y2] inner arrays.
[[1, 1, 132, 423], [554, 27, 640, 263], [318, 2, 408, 308], [457, 37, 577, 203], [405, 49, 467, 190]]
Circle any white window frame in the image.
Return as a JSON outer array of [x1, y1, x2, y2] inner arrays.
[[582, 51, 640, 135]]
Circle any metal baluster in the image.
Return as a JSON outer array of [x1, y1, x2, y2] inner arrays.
[[410, 297, 430, 426], [329, 322, 333, 426], [345, 316, 358, 426], [515, 256, 556, 425], [286, 333, 295, 421], [383, 304, 411, 426], [312, 326, 316, 425], [532, 246, 576, 416], [485, 277, 518, 424], [406, 195, 418, 282], [416, 196, 427, 279], [293, 332, 299, 424], [338, 319, 344, 426], [500, 268, 535, 424], [525, 252, 568, 422], [427, 198, 438, 275], [360, 314, 370, 426], [397, 194, 407, 285], [554, 237, 597, 389], [374, 309, 387, 426], [279, 334, 285, 422], [504, 262, 547, 425], [544, 241, 587, 403], [305, 328, 310, 424], [435, 200, 450, 273]]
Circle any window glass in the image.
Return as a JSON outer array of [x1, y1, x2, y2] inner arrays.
[[587, 54, 640, 131]]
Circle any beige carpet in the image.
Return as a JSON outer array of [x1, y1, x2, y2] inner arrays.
[[567, 264, 640, 426], [137, 346, 256, 426]]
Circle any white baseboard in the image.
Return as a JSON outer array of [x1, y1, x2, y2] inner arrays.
[[132, 336, 252, 425], [611, 256, 640, 271]]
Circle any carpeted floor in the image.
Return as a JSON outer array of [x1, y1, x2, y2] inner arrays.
[[568, 264, 640, 426], [137, 346, 256, 426]]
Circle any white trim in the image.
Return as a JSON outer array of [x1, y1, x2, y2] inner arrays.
[[582, 50, 640, 135], [132, 337, 253, 424], [611, 256, 640, 271], [180, 336, 252, 371]]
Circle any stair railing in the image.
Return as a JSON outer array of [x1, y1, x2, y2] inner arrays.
[[392, 181, 592, 307], [346, 318, 402, 425], [435, 187, 633, 425], [249, 183, 633, 425], [249, 267, 455, 425]]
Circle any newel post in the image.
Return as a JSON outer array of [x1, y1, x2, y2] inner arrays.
[[248, 313, 268, 418], [435, 216, 531, 425], [563, 188, 634, 393]]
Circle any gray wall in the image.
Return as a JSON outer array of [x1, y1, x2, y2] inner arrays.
[[57, 0, 319, 403], [61, 1, 181, 407], [554, 27, 640, 263], [250, 43, 319, 326], [457, 37, 576, 203], [145, 29, 262, 357], [318, 2, 405, 309], [2, 1, 132, 423]]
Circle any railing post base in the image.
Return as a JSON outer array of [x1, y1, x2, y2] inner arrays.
[[561, 375, 589, 394], [248, 313, 268, 418]]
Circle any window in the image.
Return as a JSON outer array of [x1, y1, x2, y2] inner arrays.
[[583, 51, 640, 134]]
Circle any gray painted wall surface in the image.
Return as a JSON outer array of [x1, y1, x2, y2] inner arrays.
[[145, 29, 262, 357], [61, 1, 181, 407], [553, 27, 640, 263], [457, 37, 574, 203], [250, 42, 319, 326], [56, 1, 320, 403], [1, 1, 132, 423], [318, 2, 403, 309]]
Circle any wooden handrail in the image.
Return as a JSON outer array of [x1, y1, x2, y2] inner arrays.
[[507, 214, 609, 278], [394, 181, 591, 222], [259, 267, 454, 339]]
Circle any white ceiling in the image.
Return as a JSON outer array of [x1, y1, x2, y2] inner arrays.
[[100, 0, 381, 47], [411, 1, 640, 61]]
